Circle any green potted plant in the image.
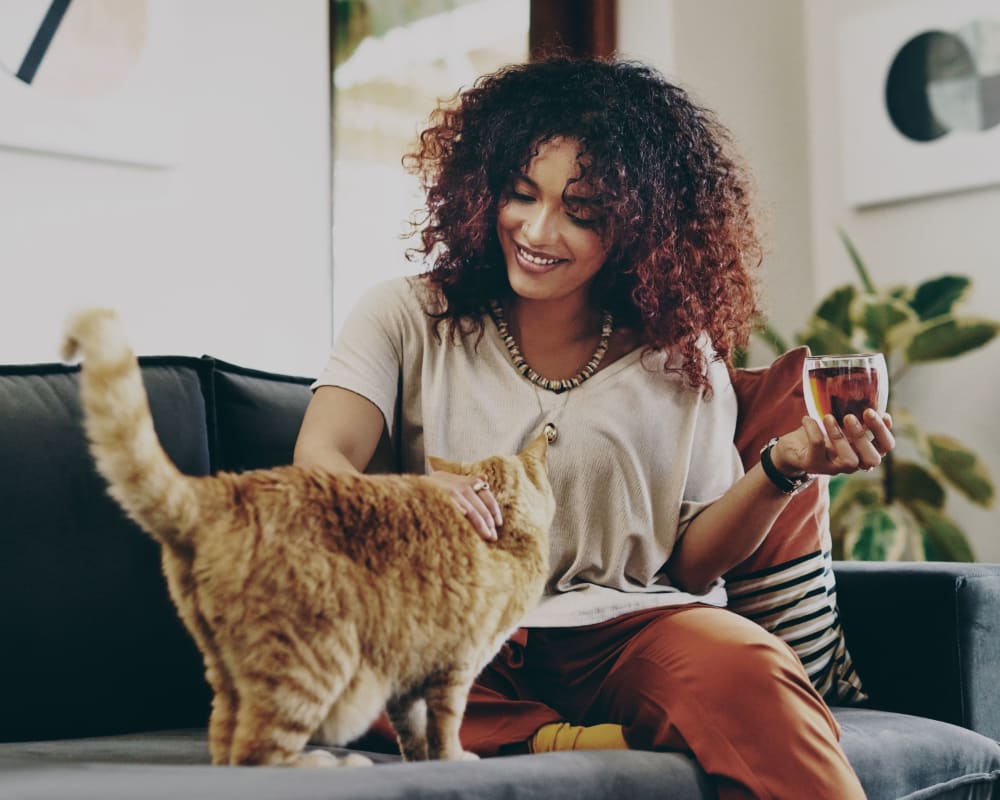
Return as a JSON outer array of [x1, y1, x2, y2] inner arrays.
[[760, 230, 998, 561]]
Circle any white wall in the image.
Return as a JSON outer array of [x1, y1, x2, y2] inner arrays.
[[804, 1, 1000, 561], [620, 0, 1000, 561], [0, 0, 332, 377]]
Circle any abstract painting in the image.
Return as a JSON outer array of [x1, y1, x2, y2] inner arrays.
[[839, 0, 1000, 206], [0, 0, 180, 166]]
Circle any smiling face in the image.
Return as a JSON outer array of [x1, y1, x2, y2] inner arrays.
[[496, 137, 610, 309]]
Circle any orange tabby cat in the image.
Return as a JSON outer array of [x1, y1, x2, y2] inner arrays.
[[62, 309, 555, 767]]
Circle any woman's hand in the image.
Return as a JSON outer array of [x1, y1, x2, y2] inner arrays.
[[770, 409, 895, 478], [426, 471, 503, 541]]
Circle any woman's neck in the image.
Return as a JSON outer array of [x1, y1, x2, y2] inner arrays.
[[507, 296, 603, 349]]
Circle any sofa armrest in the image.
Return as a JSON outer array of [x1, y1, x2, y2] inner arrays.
[[834, 560, 1000, 741]]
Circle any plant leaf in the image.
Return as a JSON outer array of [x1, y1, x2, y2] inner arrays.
[[838, 229, 877, 293], [892, 459, 946, 508], [909, 275, 970, 320], [850, 507, 900, 560], [829, 474, 881, 521], [851, 296, 916, 352], [906, 316, 1000, 363], [927, 433, 996, 507], [908, 501, 976, 561], [798, 320, 855, 356], [815, 285, 856, 337]]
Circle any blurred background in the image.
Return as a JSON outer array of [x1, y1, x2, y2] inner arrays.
[[0, 0, 996, 559]]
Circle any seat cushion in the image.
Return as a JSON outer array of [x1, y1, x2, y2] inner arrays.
[[2, 709, 997, 800], [836, 707, 1000, 799], [0, 730, 711, 800]]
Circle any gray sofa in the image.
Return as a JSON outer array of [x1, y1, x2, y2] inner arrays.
[[2, 355, 998, 800]]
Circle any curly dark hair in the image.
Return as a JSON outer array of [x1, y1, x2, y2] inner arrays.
[[404, 56, 762, 392]]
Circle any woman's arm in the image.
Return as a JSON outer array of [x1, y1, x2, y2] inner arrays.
[[666, 410, 895, 594], [293, 386, 385, 474], [293, 385, 502, 539]]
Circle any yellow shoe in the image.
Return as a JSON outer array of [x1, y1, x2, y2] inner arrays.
[[530, 722, 628, 753]]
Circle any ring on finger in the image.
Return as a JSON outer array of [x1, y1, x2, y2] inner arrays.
[[471, 479, 489, 493]]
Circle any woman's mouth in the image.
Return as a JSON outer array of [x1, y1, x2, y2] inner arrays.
[[515, 244, 566, 272]]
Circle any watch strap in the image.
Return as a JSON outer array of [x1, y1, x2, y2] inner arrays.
[[760, 437, 815, 495]]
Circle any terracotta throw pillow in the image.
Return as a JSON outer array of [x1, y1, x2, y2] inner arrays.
[[727, 346, 866, 705]]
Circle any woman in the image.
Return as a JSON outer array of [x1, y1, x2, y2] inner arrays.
[[295, 56, 892, 799]]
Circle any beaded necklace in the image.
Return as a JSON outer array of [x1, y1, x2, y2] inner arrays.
[[489, 299, 614, 394]]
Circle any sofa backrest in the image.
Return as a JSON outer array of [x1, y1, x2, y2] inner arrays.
[[0, 356, 316, 744]]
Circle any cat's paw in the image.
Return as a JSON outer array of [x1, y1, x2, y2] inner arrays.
[[454, 750, 480, 762], [293, 749, 374, 768], [339, 753, 375, 768], [293, 749, 342, 768]]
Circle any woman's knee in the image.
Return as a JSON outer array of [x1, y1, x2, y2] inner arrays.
[[601, 608, 821, 727]]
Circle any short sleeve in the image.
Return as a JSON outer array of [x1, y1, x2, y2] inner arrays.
[[311, 278, 411, 433], [676, 355, 744, 534]]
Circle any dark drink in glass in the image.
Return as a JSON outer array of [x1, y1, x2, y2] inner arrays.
[[803, 354, 888, 426]]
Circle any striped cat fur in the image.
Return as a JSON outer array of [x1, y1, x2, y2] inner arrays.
[[62, 309, 555, 767]]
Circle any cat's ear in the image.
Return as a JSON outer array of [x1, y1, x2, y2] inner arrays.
[[427, 455, 458, 474], [518, 433, 549, 464]]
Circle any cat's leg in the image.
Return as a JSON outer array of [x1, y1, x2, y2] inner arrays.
[[206, 661, 238, 766], [423, 665, 479, 761], [311, 668, 389, 749], [386, 690, 430, 762], [227, 632, 360, 766], [160, 562, 236, 765]]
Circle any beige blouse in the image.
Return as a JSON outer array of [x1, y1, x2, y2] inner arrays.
[[313, 277, 744, 627]]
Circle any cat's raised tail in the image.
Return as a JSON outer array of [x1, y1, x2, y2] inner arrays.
[[62, 309, 200, 546]]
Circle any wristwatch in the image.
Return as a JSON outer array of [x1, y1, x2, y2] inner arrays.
[[759, 437, 816, 495]]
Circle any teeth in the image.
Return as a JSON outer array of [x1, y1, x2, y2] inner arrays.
[[518, 246, 561, 266]]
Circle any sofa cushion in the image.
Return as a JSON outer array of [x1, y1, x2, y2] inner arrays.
[[0, 358, 213, 743], [206, 358, 314, 473], [207, 357, 398, 474], [837, 708, 1000, 799], [727, 347, 866, 704], [2, 709, 997, 800], [0, 730, 712, 800]]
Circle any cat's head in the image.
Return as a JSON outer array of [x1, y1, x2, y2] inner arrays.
[[427, 433, 555, 539]]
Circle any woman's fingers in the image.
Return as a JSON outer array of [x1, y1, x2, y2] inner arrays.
[[428, 471, 500, 541], [864, 409, 896, 456], [463, 479, 499, 541], [475, 478, 504, 529], [842, 414, 882, 470], [822, 414, 862, 471], [821, 410, 896, 473]]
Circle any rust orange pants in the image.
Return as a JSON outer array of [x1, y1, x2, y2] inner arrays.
[[360, 605, 865, 800]]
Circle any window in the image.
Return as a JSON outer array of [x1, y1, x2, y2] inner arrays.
[[329, 0, 615, 331]]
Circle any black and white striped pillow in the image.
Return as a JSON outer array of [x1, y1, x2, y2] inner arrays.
[[726, 549, 867, 704]]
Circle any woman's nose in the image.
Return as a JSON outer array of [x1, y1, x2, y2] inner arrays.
[[522, 205, 557, 244]]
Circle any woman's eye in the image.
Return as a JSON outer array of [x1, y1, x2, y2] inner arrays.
[[510, 191, 534, 202], [567, 212, 598, 229]]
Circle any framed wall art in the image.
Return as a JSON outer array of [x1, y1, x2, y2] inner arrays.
[[839, 0, 1000, 207], [0, 0, 181, 167]]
